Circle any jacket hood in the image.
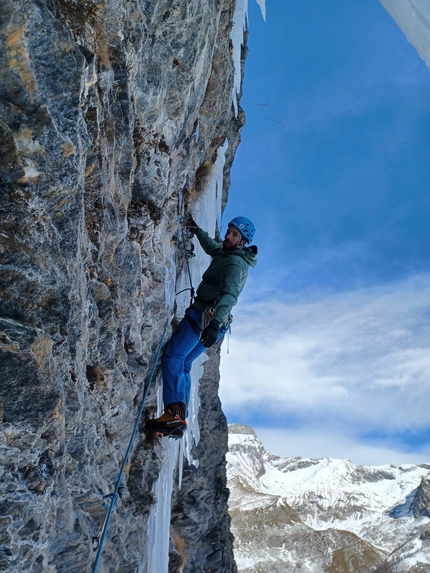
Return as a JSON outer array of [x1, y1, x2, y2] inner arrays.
[[230, 244, 258, 268]]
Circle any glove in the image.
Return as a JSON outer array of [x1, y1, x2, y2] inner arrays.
[[200, 321, 219, 348], [184, 214, 198, 232]]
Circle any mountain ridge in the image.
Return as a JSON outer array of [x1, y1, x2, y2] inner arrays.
[[227, 423, 430, 573]]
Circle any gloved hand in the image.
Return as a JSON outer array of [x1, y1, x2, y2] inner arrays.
[[200, 321, 219, 348], [184, 214, 199, 232]]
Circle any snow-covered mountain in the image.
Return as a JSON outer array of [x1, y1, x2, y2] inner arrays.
[[227, 424, 430, 573]]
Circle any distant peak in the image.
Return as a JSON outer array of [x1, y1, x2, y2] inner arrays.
[[228, 423, 256, 436]]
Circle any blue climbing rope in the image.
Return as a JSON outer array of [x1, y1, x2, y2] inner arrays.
[[92, 318, 169, 573]]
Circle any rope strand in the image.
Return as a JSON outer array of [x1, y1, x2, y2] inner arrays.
[[92, 318, 169, 573]]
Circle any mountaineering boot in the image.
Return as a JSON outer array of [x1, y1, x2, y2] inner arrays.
[[144, 402, 187, 439]]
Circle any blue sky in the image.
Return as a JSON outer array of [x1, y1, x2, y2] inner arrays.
[[219, 0, 430, 465]]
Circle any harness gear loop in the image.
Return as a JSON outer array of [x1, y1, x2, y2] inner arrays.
[[91, 318, 169, 573], [203, 305, 216, 319]]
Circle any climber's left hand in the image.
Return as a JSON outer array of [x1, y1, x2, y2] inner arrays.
[[200, 321, 219, 348]]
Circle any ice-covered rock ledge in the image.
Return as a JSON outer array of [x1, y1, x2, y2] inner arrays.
[[0, 0, 263, 571]]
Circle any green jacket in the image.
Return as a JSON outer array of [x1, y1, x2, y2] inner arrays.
[[191, 227, 257, 327]]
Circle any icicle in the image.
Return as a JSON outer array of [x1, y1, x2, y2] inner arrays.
[[194, 120, 200, 143], [215, 140, 228, 235], [178, 437, 184, 489], [255, 0, 266, 20], [230, 0, 248, 117], [144, 439, 180, 573], [183, 353, 205, 466], [230, 0, 266, 116], [193, 140, 228, 238]]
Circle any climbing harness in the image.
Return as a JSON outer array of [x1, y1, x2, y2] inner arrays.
[[91, 318, 169, 573]]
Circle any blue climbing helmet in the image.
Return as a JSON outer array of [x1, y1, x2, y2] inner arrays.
[[228, 216, 255, 244]]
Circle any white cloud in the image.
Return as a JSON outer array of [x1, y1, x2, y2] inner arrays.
[[220, 274, 430, 461], [254, 426, 430, 467]]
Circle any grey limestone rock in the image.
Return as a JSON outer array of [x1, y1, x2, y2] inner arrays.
[[0, 0, 246, 571], [410, 476, 430, 518], [170, 346, 237, 573]]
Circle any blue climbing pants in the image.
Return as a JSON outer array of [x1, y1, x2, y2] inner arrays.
[[161, 308, 226, 411]]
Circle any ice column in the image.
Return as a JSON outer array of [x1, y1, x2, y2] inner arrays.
[[182, 140, 230, 465], [144, 124, 231, 573], [143, 439, 180, 573], [379, 0, 430, 69], [230, 0, 266, 116]]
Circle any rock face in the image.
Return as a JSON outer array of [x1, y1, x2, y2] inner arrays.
[[0, 1, 246, 571], [411, 476, 430, 518]]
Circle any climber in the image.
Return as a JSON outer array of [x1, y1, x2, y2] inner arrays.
[[144, 215, 258, 438]]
